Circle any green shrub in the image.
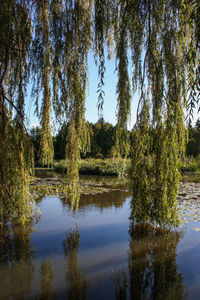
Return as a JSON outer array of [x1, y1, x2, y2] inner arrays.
[[180, 155, 200, 172]]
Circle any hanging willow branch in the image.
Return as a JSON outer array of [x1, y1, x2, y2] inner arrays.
[[114, 2, 131, 159], [32, 0, 54, 166], [94, 0, 107, 116], [0, 0, 37, 226]]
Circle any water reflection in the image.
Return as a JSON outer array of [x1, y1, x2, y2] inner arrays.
[[114, 223, 187, 300], [129, 223, 187, 300], [113, 266, 128, 300], [61, 190, 128, 212], [0, 224, 88, 299], [63, 225, 88, 300], [40, 258, 55, 300], [0, 225, 35, 299]]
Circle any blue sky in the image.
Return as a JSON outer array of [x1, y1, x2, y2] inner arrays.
[[85, 52, 138, 127], [25, 51, 138, 132]]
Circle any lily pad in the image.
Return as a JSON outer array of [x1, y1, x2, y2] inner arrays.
[[193, 227, 200, 232]]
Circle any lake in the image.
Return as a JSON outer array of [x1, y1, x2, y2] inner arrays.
[[0, 176, 200, 299]]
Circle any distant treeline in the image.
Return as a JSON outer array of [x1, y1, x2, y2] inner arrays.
[[186, 119, 200, 157], [30, 118, 200, 162], [30, 118, 122, 161]]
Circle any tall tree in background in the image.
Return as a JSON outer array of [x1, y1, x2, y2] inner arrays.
[[0, 0, 199, 225], [186, 119, 200, 157]]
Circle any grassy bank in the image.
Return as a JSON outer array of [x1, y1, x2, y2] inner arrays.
[[54, 158, 130, 177], [180, 155, 200, 172], [35, 156, 200, 178]]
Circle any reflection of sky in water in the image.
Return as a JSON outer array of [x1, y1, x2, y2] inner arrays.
[[177, 221, 200, 300], [33, 194, 130, 261], [0, 184, 200, 299], [35, 193, 130, 232]]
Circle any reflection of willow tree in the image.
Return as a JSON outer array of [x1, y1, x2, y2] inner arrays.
[[63, 225, 88, 300], [128, 223, 186, 300], [0, 225, 35, 298], [40, 258, 55, 300], [114, 223, 187, 300]]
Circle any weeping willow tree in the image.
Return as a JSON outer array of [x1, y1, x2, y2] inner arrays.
[[0, 0, 37, 225], [128, 0, 198, 226], [0, 0, 199, 224]]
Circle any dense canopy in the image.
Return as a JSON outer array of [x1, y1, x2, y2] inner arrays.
[[0, 0, 199, 225]]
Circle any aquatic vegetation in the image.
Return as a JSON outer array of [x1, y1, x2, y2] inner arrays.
[[178, 181, 200, 223], [30, 176, 127, 201]]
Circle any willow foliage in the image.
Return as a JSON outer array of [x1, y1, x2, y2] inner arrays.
[[129, 0, 192, 226], [114, 2, 131, 158], [0, 0, 199, 223], [50, 0, 92, 205], [32, 0, 54, 166], [0, 0, 37, 226]]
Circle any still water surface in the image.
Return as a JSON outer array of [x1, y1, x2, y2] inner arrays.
[[0, 178, 200, 299]]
